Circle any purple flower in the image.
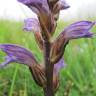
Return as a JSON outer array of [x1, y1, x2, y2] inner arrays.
[[18, 0, 50, 15], [0, 44, 65, 92], [54, 58, 65, 74], [0, 44, 38, 68], [0, 44, 65, 74], [50, 21, 95, 64], [24, 18, 41, 32], [63, 21, 95, 39]]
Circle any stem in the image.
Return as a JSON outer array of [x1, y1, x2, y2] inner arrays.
[[44, 40, 54, 96]]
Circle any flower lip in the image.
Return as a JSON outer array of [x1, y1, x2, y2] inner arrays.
[[54, 58, 65, 74], [59, 0, 70, 10], [63, 21, 95, 39], [63, 5, 70, 9], [24, 18, 40, 32]]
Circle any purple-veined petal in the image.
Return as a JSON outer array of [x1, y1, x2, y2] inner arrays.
[[24, 18, 41, 32], [0, 44, 47, 88], [63, 21, 95, 39], [0, 56, 14, 68], [54, 58, 65, 74], [18, 0, 41, 14], [18, 0, 49, 15], [0, 44, 38, 68]]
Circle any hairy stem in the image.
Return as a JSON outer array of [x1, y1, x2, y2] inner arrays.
[[44, 40, 54, 96]]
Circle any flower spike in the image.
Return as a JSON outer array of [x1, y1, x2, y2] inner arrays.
[[18, 0, 70, 40], [0, 44, 65, 92]]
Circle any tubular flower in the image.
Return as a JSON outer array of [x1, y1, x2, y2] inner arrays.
[[50, 21, 95, 64], [0, 44, 46, 87], [24, 18, 41, 32], [0, 44, 38, 67], [24, 18, 44, 50], [63, 21, 95, 39], [0, 44, 65, 92]]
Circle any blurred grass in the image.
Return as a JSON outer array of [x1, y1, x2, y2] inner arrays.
[[0, 19, 96, 96]]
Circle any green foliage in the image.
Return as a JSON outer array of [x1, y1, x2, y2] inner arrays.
[[0, 20, 96, 96]]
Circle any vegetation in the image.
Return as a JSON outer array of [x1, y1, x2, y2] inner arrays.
[[0, 19, 96, 96]]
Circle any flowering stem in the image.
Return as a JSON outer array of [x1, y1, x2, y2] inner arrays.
[[44, 40, 54, 96]]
